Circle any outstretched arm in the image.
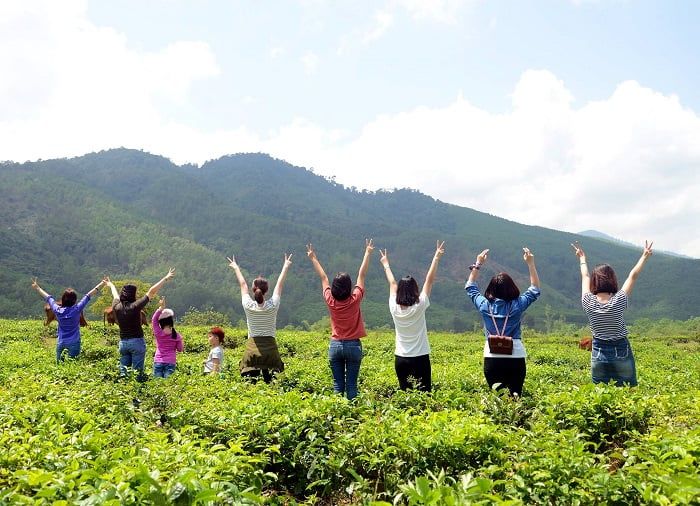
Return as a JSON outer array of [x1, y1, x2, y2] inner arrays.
[[571, 242, 590, 295], [273, 253, 293, 298], [522, 247, 540, 288], [379, 249, 398, 295], [356, 238, 374, 289], [307, 244, 330, 290], [422, 240, 445, 296], [31, 278, 51, 300], [467, 249, 489, 285], [147, 268, 176, 299], [621, 240, 653, 297], [227, 255, 249, 296], [86, 279, 106, 298], [104, 276, 120, 300]]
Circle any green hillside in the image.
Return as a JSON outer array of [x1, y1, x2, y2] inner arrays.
[[1, 149, 697, 329]]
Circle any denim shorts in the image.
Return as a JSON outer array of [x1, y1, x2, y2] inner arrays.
[[591, 338, 637, 387]]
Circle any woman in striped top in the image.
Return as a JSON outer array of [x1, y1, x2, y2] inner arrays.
[[572, 240, 653, 386], [228, 253, 292, 383]]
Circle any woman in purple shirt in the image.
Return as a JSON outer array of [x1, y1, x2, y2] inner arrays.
[[31, 277, 106, 362], [151, 296, 184, 378]]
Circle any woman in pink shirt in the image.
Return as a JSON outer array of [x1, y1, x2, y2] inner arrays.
[[307, 239, 374, 399], [151, 297, 184, 378]]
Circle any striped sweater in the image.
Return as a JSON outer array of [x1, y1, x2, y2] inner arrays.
[[242, 293, 280, 337], [582, 290, 629, 341]]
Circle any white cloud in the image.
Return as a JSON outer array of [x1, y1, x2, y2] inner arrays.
[[300, 51, 319, 74], [363, 9, 395, 44], [0, 0, 219, 159]]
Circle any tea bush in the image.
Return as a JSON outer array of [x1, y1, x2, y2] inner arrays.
[[0, 319, 698, 504]]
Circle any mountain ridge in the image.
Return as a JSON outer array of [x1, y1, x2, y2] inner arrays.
[[1, 148, 697, 329]]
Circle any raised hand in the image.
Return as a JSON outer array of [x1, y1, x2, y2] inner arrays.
[[570, 241, 585, 259], [435, 240, 445, 258], [476, 249, 489, 265], [642, 240, 654, 259], [284, 253, 293, 267], [365, 238, 374, 253], [159, 297, 166, 309], [31, 277, 39, 289], [227, 255, 239, 270], [165, 268, 176, 280], [306, 244, 316, 260], [522, 247, 535, 264], [379, 248, 389, 266]]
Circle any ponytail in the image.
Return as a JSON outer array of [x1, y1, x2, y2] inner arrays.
[[252, 277, 269, 304]]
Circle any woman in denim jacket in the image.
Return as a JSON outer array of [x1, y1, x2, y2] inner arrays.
[[572, 241, 653, 386], [465, 247, 541, 396]]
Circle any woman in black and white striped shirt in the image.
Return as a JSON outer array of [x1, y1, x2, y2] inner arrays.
[[572, 240, 653, 386], [228, 253, 292, 383]]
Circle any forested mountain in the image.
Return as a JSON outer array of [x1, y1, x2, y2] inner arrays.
[[1, 148, 697, 330]]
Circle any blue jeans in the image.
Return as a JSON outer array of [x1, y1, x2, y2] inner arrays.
[[328, 339, 363, 399], [119, 338, 147, 381], [56, 340, 81, 362], [591, 338, 637, 387], [153, 362, 176, 378]]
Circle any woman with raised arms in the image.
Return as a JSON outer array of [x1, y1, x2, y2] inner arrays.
[[307, 239, 374, 400], [572, 240, 653, 386], [31, 277, 106, 362], [379, 241, 445, 392], [105, 269, 175, 381], [228, 253, 292, 383], [465, 248, 541, 396]]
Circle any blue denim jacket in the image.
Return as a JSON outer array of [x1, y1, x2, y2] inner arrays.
[[465, 282, 540, 339]]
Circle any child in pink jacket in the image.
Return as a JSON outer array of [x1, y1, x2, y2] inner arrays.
[[152, 297, 184, 378]]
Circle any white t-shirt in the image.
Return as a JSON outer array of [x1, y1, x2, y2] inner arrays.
[[242, 293, 280, 337], [204, 346, 224, 373], [390, 293, 431, 357]]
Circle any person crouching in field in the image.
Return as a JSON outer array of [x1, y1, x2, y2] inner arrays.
[[307, 240, 374, 400], [465, 248, 541, 397], [227, 253, 292, 383], [31, 277, 106, 362], [379, 241, 445, 392], [105, 269, 175, 381], [203, 327, 225, 375], [151, 297, 184, 378], [571, 240, 653, 387]]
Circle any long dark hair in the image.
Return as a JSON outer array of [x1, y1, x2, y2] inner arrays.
[[590, 264, 618, 294], [61, 289, 77, 307], [331, 273, 352, 301], [484, 273, 520, 302], [253, 277, 269, 304], [396, 276, 420, 306]]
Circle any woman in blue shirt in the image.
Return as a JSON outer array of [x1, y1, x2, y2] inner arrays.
[[465, 248, 540, 396], [31, 277, 106, 362]]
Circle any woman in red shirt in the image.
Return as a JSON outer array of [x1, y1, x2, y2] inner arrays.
[[307, 239, 374, 399]]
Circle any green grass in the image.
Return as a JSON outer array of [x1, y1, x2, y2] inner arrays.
[[1, 319, 699, 504]]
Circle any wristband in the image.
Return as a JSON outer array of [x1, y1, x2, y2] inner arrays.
[[469, 263, 480, 271]]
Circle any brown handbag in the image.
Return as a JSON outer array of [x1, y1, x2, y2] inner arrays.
[[487, 307, 513, 355]]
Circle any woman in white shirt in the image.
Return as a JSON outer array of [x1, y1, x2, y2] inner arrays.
[[228, 253, 292, 383], [379, 241, 444, 392]]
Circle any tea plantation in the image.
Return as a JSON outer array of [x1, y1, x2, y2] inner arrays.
[[1, 319, 698, 505]]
